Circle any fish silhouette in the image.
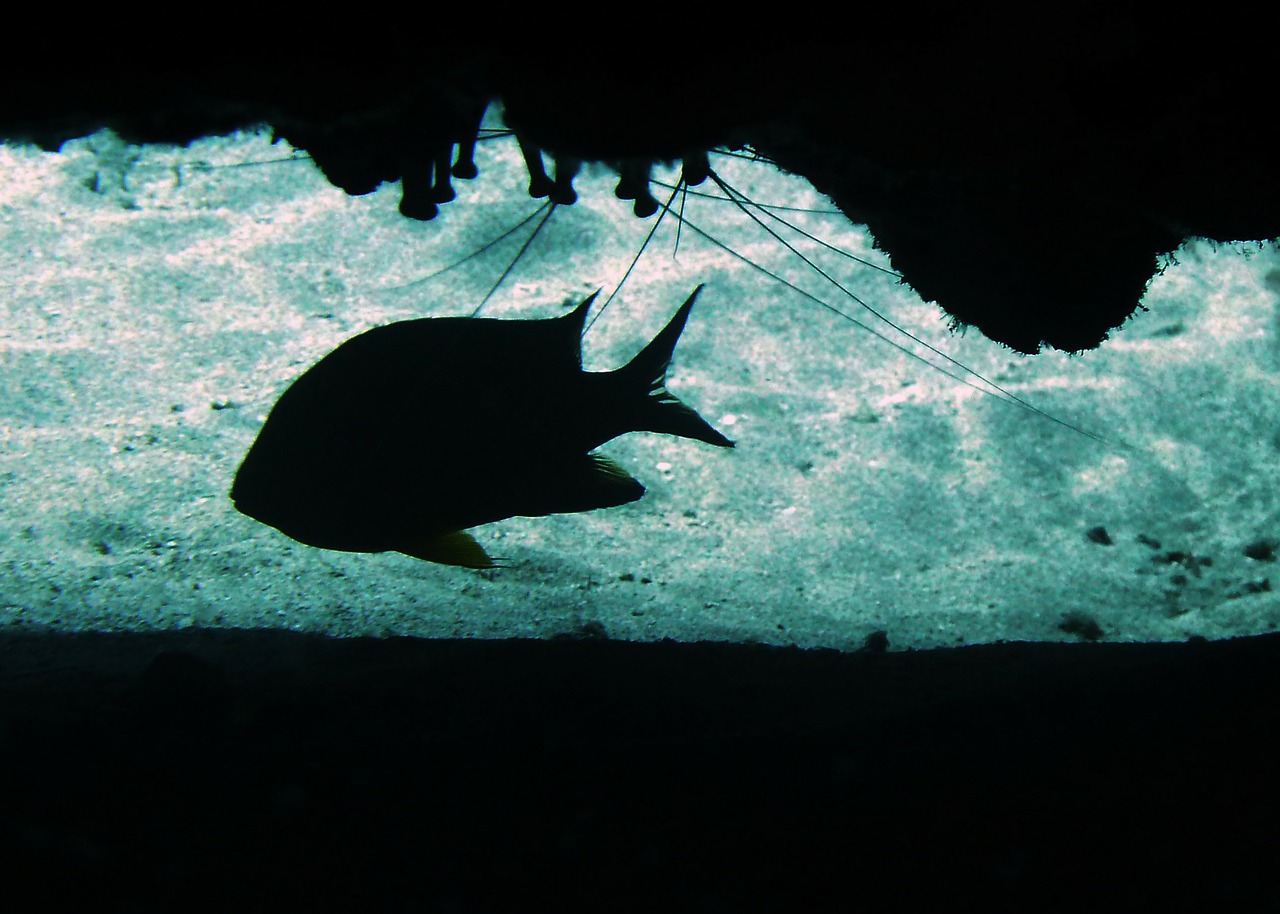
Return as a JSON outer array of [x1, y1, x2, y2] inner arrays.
[[230, 284, 733, 568]]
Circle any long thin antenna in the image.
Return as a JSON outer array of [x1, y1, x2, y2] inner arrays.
[[650, 175, 845, 216], [583, 181, 683, 334], [673, 179, 689, 258], [727, 192, 902, 279], [471, 202, 558, 316], [687, 171, 1114, 445], [380, 201, 554, 294]]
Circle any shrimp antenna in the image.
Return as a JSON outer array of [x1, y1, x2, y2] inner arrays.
[[583, 180, 684, 335], [471, 202, 559, 316], [679, 168, 1115, 446], [379, 200, 554, 294]]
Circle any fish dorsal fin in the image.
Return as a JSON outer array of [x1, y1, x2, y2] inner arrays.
[[560, 290, 599, 368], [398, 530, 497, 569]]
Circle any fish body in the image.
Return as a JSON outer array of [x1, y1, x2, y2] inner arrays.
[[230, 285, 732, 568]]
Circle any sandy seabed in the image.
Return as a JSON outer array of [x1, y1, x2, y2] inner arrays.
[[2, 123, 1279, 650]]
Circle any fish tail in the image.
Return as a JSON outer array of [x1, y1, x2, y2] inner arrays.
[[619, 285, 735, 449]]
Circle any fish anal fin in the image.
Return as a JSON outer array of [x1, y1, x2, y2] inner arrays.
[[399, 530, 496, 569]]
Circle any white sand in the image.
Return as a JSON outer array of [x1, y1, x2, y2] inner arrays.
[[2, 118, 1278, 650]]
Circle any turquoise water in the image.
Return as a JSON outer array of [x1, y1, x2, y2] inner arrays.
[[2, 122, 1278, 649]]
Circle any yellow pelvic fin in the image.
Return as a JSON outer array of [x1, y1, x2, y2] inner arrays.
[[399, 530, 496, 569]]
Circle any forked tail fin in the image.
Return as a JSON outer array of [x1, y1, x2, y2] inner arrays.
[[617, 285, 734, 449]]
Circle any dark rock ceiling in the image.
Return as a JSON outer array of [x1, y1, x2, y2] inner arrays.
[[4, 17, 1276, 354]]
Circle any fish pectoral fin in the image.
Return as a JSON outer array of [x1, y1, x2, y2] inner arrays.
[[564, 453, 647, 512], [511, 454, 646, 519], [398, 530, 496, 569], [589, 453, 641, 489]]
